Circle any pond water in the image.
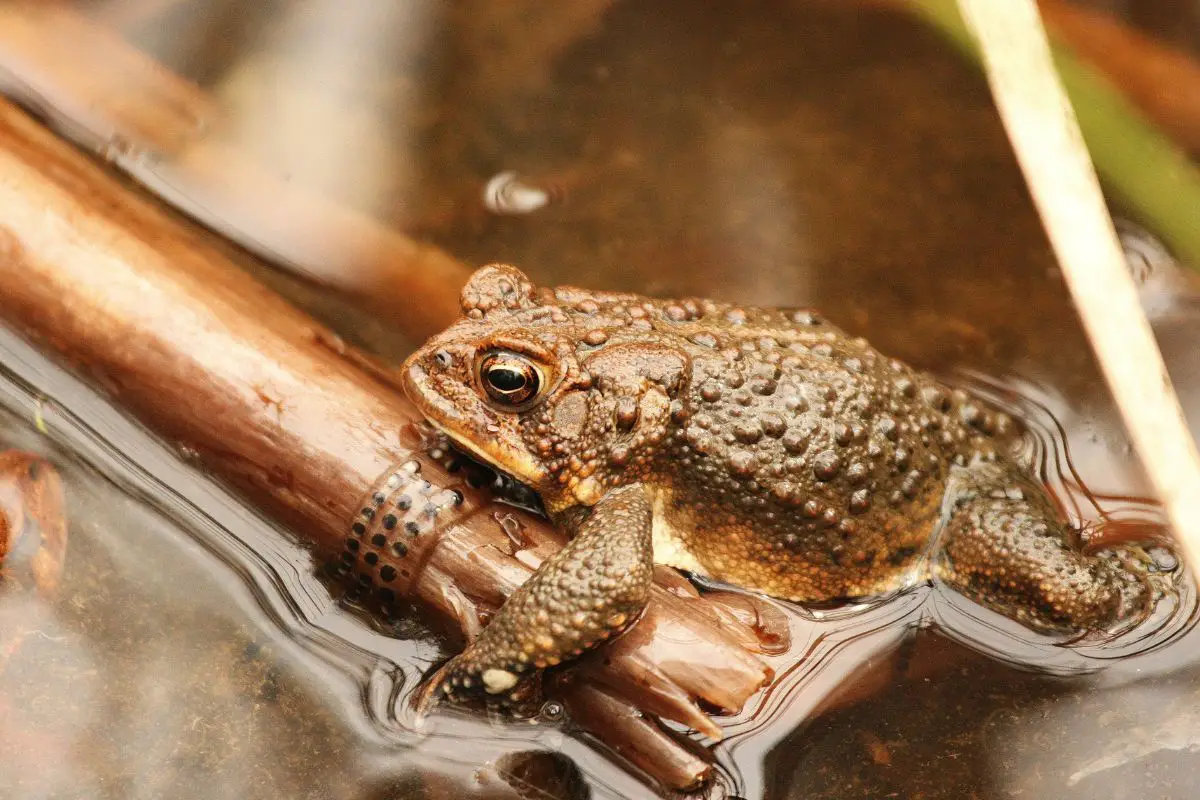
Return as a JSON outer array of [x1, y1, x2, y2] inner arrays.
[[2, 1, 1200, 798]]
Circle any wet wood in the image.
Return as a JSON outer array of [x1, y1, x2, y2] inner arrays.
[[0, 1, 468, 343], [556, 681, 712, 793], [0, 97, 773, 790], [0, 451, 66, 600], [0, 2, 211, 155]]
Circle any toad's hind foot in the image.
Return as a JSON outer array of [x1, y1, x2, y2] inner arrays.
[[431, 484, 655, 708], [934, 461, 1150, 635]]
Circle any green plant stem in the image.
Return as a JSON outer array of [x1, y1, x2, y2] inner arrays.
[[906, 0, 1200, 271]]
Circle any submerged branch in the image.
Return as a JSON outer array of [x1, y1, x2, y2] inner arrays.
[[0, 2, 468, 344]]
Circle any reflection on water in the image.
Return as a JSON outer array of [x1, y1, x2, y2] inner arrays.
[[2, 1, 1200, 798]]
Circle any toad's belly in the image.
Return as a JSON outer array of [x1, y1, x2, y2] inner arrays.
[[648, 486, 935, 602], [650, 490, 712, 577]]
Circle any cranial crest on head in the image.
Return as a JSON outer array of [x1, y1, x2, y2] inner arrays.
[[460, 264, 538, 319]]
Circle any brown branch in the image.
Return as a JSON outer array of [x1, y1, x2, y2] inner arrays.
[[0, 1, 467, 343], [0, 96, 775, 791]]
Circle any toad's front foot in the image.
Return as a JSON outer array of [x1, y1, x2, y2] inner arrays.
[[430, 484, 655, 709]]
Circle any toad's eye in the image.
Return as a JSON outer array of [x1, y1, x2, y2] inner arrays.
[[479, 352, 543, 407]]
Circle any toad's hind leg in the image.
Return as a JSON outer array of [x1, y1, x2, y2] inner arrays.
[[934, 461, 1148, 634], [433, 484, 654, 706]]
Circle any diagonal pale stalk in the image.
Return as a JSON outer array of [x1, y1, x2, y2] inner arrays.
[[953, 0, 1200, 577]]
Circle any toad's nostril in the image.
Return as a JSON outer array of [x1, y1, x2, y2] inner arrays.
[[434, 350, 453, 368], [401, 362, 427, 396]]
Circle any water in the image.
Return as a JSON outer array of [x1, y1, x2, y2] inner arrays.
[[3, 1, 1200, 798]]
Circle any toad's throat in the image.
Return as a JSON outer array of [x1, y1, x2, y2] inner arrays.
[[431, 427, 713, 578]]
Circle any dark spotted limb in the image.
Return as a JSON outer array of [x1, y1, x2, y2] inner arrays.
[[436, 484, 654, 705], [935, 461, 1149, 634]]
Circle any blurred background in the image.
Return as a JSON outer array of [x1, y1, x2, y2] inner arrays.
[[3, 1, 1200, 798]]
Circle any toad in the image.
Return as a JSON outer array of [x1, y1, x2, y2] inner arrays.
[[402, 265, 1153, 701]]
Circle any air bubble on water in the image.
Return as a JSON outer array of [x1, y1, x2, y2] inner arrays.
[[483, 171, 550, 215], [540, 700, 564, 722], [1150, 547, 1180, 573]]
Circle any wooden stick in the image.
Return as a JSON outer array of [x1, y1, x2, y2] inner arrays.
[[0, 97, 773, 790], [0, 451, 66, 601], [955, 0, 1200, 576], [0, 2, 468, 343]]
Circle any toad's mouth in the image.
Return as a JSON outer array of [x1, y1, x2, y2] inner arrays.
[[425, 418, 547, 488]]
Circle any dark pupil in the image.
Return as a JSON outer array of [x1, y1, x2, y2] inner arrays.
[[487, 365, 528, 393]]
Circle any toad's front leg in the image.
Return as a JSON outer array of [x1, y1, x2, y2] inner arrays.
[[435, 483, 654, 705]]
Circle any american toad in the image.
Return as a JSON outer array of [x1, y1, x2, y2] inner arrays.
[[402, 265, 1152, 701]]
